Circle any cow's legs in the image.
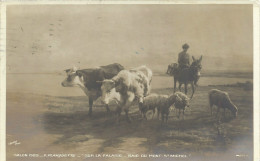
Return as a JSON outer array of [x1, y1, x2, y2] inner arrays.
[[124, 109, 131, 123], [143, 112, 147, 120], [178, 83, 182, 92], [122, 92, 135, 123], [139, 103, 146, 119], [123, 102, 132, 123], [216, 106, 220, 118], [143, 110, 147, 120], [105, 104, 110, 112], [166, 111, 169, 123], [157, 107, 160, 120], [161, 113, 165, 124], [116, 106, 122, 123], [178, 109, 181, 119], [88, 98, 93, 116], [141, 109, 147, 120]]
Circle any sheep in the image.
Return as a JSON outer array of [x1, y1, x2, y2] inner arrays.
[[209, 89, 238, 118], [172, 92, 190, 119], [139, 92, 190, 123], [139, 93, 168, 120]]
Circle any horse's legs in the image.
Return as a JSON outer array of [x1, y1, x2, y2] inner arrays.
[[174, 77, 177, 92], [166, 111, 169, 123], [185, 83, 188, 95], [183, 108, 185, 120], [190, 83, 195, 99], [88, 98, 93, 116], [152, 108, 155, 119]]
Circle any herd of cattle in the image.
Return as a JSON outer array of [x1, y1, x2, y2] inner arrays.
[[61, 63, 238, 123]]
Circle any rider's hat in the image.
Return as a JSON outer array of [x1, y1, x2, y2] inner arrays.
[[182, 43, 189, 49]]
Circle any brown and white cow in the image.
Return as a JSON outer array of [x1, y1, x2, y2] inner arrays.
[[98, 65, 153, 122], [61, 63, 124, 116]]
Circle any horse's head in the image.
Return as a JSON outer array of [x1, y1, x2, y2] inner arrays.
[[190, 56, 202, 84]]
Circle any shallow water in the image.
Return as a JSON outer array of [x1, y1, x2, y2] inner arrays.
[[7, 74, 252, 96]]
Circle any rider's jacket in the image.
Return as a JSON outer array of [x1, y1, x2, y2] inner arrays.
[[178, 51, 190, 69]]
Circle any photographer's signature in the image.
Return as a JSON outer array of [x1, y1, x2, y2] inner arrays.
[[8, 140, 21, 146]]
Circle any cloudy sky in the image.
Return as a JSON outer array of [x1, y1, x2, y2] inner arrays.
[[6, 4, 253, 73]]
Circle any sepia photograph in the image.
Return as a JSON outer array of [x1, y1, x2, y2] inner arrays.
[[1, 1, 259, 161]]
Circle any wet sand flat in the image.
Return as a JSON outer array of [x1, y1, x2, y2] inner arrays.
[[6, 86, 253, 161]]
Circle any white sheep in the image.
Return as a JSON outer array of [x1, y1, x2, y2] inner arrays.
[[139, 93, 168, 120], [209, 89, 238, 118], [172, 92, 190, 119], [139, 92, 190, 123]]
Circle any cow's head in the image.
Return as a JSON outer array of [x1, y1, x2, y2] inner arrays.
[[97, 79, 116, 104], [61, 67, 85, 87]]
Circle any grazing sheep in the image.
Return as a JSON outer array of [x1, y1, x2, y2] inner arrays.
[[209, 89, 238, 118], [159, 94, 177, 123], [139, 92, 190, 123], [139, 93, 168, 120], [172, 92, 190, 119]]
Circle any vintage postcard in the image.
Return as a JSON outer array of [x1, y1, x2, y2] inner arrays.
[[0, 1, 259, 161]]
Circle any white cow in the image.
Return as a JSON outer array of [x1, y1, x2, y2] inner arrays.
[[98, 65, 153, 122]]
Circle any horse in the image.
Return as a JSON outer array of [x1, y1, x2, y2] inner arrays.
[[167, 56, 202, 99]]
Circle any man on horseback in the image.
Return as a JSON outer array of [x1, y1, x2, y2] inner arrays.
[[178, 43, 190, 70], [167, 43, 202, 99], [166, 43, 191, 76]]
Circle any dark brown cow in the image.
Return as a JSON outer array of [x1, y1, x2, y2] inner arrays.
[[61, 63, 124, 116]]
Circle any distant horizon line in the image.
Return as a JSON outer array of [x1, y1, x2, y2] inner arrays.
[[6, 69, 253, 75]]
